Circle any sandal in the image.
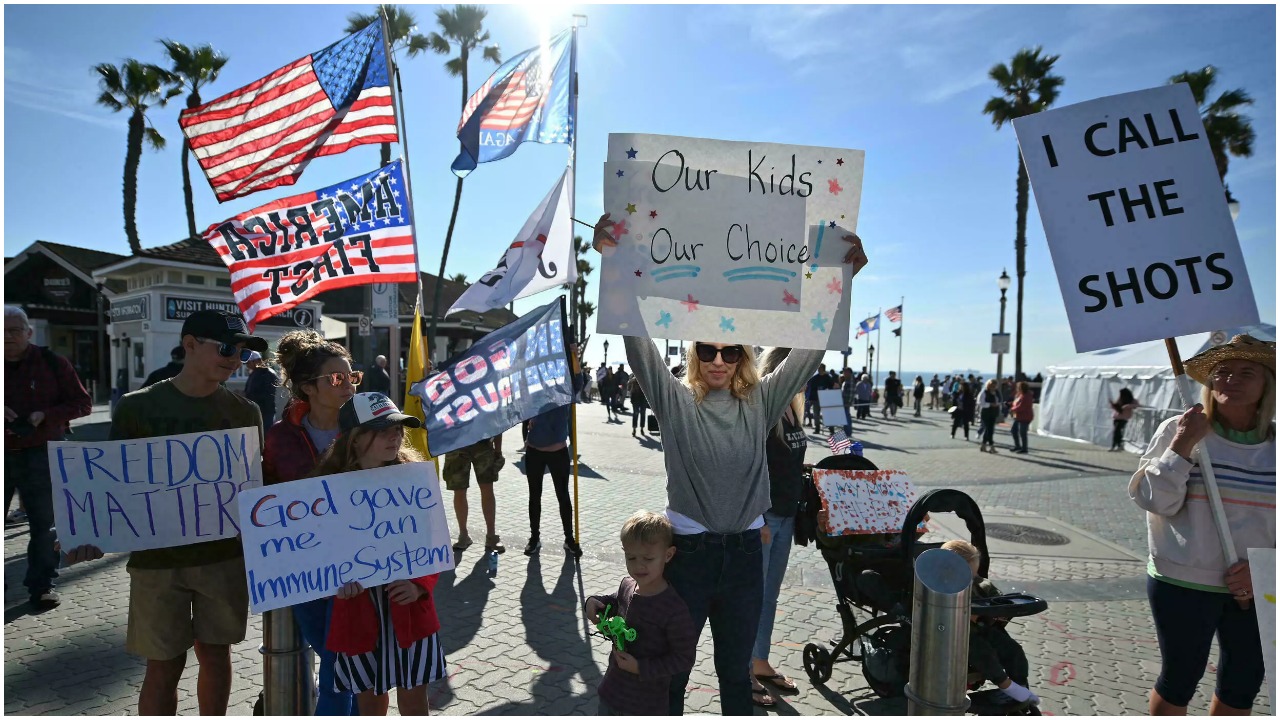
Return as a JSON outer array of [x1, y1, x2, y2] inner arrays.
[[755, 672, 800, 694], [751, 688, 775, 708]]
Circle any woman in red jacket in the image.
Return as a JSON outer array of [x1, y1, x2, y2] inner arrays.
[[262, 330, 361, 715], [1009, 381, 1034, 454], [316, 393, 446, 716]]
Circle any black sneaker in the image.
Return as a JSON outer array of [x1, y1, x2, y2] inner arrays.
[[564, 539, 583, 559], [29, 589, 60, 611], [524, 537, 541, 556]]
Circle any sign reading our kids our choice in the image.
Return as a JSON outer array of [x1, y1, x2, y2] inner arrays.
[[597, 134, 865, 350]]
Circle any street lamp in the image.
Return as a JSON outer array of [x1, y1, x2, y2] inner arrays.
[[996, 269, 1011, 384], [868, 344, 875, 379], [603, 339, 610, 366]]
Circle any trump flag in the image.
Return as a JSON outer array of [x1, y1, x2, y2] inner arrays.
[[203, 161, 417, 329], [451, 29, 574, 177], [179, 22, 398, 202]]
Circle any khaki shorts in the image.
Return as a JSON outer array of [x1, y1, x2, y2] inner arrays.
[[126, 555, 250, 660], [443, 440, 500, 491]]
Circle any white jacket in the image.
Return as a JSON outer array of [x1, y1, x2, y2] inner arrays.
[[1128, 416, 1276, 588]]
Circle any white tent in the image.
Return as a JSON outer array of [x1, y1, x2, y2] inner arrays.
[[1038, 323, 1276, 452]]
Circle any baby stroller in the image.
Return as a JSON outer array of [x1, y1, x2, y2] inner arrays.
[[797, 453, 1048, 715]]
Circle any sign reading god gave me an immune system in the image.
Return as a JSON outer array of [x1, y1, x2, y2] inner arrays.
[[598, 134, 865, 350], [1012, 84, 1258, 352]]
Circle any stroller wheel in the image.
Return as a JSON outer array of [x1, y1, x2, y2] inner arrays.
[[802, 643, 833, 685]]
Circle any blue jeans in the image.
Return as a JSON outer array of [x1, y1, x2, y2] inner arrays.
[[1010, 420, 1029, 450], [5, 447, 58, 595], [292, 597, 357, 715], [752, 512, 795, 662], [843, 406, 853, 436], [667, 529, 764, 716]]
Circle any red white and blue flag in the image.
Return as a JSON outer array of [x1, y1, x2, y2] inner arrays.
[[828, 429, 853, 455], [855, 313, 880, 338], [179, 22, 398, 202], [886, 305, 903, 323], [202, 161, 417, 330], [451, 29, 574, 177]]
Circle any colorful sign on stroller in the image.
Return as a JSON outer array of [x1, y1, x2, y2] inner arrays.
[[814, 468, 919, 536]]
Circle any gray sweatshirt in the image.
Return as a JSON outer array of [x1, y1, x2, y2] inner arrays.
[[624, 336, 824, 533]]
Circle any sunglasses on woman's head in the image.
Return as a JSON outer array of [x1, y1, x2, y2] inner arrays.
[[306, 371, 363, 387], [195, 338, 253, 363], [694, 343, 743, 364]]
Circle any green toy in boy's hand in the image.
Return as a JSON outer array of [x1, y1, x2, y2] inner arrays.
[[596, 604, 638, 652]]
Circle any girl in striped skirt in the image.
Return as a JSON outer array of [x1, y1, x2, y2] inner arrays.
[[310, 392, 448, 715]]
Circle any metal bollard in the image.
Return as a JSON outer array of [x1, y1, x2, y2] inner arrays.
[[260, 608, 315, 715], [905, 548, 973, 715]]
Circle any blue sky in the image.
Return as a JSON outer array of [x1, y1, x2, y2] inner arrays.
[[5, 4, 1275, 375]]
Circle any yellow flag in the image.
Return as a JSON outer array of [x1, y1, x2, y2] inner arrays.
[[403, 307, 437, 464]]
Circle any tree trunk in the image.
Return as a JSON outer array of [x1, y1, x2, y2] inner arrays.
[[124, 110, 145, 254], [181, 92, 201, 239], [1014, 148, 1029, 380], [426, 51, 471, 357]]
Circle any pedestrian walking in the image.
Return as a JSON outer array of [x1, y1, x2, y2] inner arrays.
[[881, 371, 902, 419], [803, 365, 826, 428], [4, 305, 92, 610], [243, 351, 280, 426], [1009, 381, 1033, 454], [262, 330, 361, 715], [839, 367, 856, 436], [523, 402, 581, 558], [978, 379, 1002, 453], [951, 381, 974, 440], [444, 437, 505, 555], [364, 355, 391, 395], [1110, 388, 1140, 451], [63, 309, 266, 715], [855, 373, 873, 420], [591, 211, 867, 715], [629, 374, 649, 437], [142, 346, 185, 387], [1128, 334, 1274, 716], [912, 376, 925, 417], [929, 374, 941, 410], [318, 393, 446, 716], [615, 364, 630, 412]]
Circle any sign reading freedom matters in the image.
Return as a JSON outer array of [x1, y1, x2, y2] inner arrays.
[[598, 134, 865, 350], [239, 462, 454, 613], [1012, 84, 1258, 352], [814, 468, 918, 536], [49, 428, 262, 553]]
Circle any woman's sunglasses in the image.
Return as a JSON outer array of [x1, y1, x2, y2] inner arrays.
[[195, 338, 254, 363], [694, 343, 743, 364], [305, 371, 364, 387]]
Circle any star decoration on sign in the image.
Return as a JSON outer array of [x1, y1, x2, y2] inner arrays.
[[616, 169, 625, 178], [655, 310, 672, 328], [805, 271, 813, 279], [626, 147, 638, 159], [836, 158, 844, 166], [826, 278, 842, 295], [649, 210, 658, 219], [681, 294, 700, 312], [720, 316, 736, 332], [625, 203, 637, 215], [634, 269, 643, 277], [828, 178, 844, 195], [817, 159, 823, 164], [811, 313, 829, 332], [840, 214, 846, 219], [782, 289, 799, 306], [828, 221, 836, 229], [611, 219, 630, 240]]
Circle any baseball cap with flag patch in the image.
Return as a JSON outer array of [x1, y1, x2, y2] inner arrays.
[[339, 392, 422, 433], [180, 310, 268, 353]]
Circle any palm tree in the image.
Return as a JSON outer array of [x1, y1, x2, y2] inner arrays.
[[94, 59, 182, 254], [572, 235, 594, 345], [160, 40, 228, 239], [983, 46, 1064, 381], [450, 272, 469, 284], [345, 5, 431, 167], [425, 4, 502, 353], [1168, 66, 1254, 202]]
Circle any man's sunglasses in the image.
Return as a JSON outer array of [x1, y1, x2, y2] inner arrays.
[[304, 371, 364, 387], [195, 338, 254, 362], [694, 343, 744, 364]]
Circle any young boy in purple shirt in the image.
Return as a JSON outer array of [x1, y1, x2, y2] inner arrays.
[[586, 511, 697, 715]]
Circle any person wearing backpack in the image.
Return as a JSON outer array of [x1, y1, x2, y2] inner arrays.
[[4, 305, 92, 610]]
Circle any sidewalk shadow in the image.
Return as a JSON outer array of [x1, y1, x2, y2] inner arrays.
[[1003, 453, 1129, 475], [636, 435, 663, 451], [435, 554, 495, 656], [5, 552, 129, 625], [3, 621, 141, 712]]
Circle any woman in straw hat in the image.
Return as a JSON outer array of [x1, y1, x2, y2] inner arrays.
[[1128, 334, 1275, 715]]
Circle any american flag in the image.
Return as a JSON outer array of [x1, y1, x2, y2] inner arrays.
[[886, 305, 903, 323], [203, 160, 417, 329], [828, 429, 853, 455], [179, 22, 397, 203]]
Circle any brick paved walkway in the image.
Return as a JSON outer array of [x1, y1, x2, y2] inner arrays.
[[3, 403, 1271, 715]]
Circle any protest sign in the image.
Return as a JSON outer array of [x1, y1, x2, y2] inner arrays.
[[1249, 547, 1276, 707], [818, 389, 847, 427], [1012, 84, 1258, 352], [239, 462, 453, 613], [49, 428, 262, 553], [597, 134, 864, 350], [814, 468, 917, 536], [203, 160, 419, 330], [411, 298, 574, 456]]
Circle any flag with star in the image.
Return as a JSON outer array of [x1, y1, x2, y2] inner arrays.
[[451, 29, 574, 177], [859, 313, 880, 335], [179, 21, 397, 202], [886, 305, 903, 323], [202, 161, 417, 330]]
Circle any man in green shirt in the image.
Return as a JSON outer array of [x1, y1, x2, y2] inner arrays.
[[65, 310, 265, 715]]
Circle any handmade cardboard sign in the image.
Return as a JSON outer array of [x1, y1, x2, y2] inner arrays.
[[819, 389, 847, 427], [48, 428, 262, 553], [1249, 547, 1276, 706], [814, 468, 917, 536], [598, 134, 865, 350], [239, 462, 454, 613], [1012, 84, 1258, 352]]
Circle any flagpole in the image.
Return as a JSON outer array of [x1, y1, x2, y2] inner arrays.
[[897, 295, 903, 381], [568, 16, 583, 546], [875, 307, 882, 390]]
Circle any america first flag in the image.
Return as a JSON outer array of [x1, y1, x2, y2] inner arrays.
[[179, 22, 397, 202], [203, 160, 417, 330]]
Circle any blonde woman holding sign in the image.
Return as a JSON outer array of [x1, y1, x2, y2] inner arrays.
[[1128, 335, 1275, 716], [592, 213, 868, 715]]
